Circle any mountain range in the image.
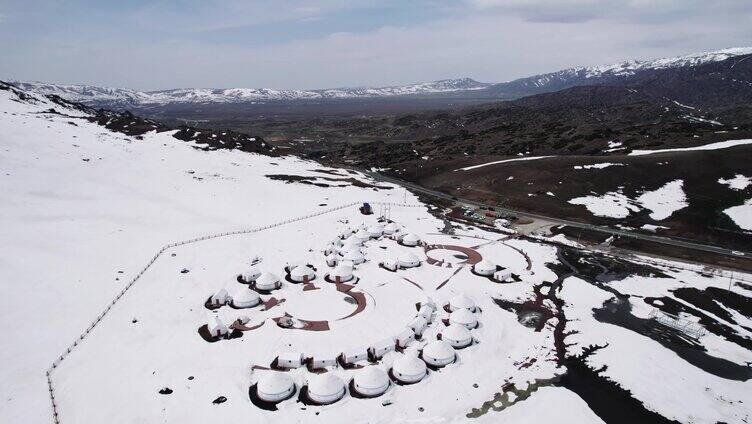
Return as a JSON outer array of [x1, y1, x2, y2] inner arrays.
[[11, 47, 752, 107]]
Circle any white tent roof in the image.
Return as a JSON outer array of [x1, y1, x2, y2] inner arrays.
[[474, 259, 497, 273], [255, 272, 280, 289], [422, 340, 456, 365], [207, 313, 227, 334], [449, 308, 478, 327], [391, 354, 427, 380], [307, 373, 345, 402], [344, 250, 365, 261], [291, 265, 315, 279], [442, 324, 472, 346], [355, 228, 371, 240], [353, 366, 389, 392], [384, 222, 401, 233], [367, 225, 384, 236], [257, 372, 295, 397], [399, 252, 420, 263], [402, 233, 420, 243], [344, 234, 362, 246], [330, 265, 353, 278], [232, 287, 260, 303], [450, 293, 476, 311]]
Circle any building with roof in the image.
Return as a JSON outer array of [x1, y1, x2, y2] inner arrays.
[[401, 233, 421, 247], [383, 222, 401, 235], [307, 373, 346, 405], [290, 265, 315, 283], [255, 272, 281, 291], [448, 294, 476, 312], [309, 352, 337, 370], [256, 372, 296, 403], [493, 269, 513, 282], [367, 225, 384, 238], [207, 314, 229, 338], [395, 328, 416, 348], [449, 308, 478, 329], [381, 258, 399, 271], [241, 266, 262, 283], [398, 252, 420, 268], [473, 259, 497, 276], [276, 352, 303, 369], [341, 347, 368, 365], [230, 287, 261, 308], [328, 265, 353, 283], [441, 324, 473, 348], [391, 353, 427, 384], [343, 249, 365, 265], [352, 367, 390, 397], [209, 288, 229, 307], [408, 316, 429, 336], [422, 340, 456, 367], [368, 338, 395, 359]]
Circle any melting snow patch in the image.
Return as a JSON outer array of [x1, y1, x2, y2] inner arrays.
[[641, 224, 669, 232], [568, 190, 639, 218], [635, 180, 688, 220], [718, 174, 751, 191], [724, 199, 752, 230], [629, 139, 752, 156], [573, 163, 624, 170], [457, 156, 554, 171]]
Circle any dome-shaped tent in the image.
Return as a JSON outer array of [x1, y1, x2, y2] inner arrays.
[[383, 222, 401, 235], [343, 234, 362, 247], [354, 228, 371, 241], [449, 308, 478, 329], [307, 373, 346, 405], [442, 323, 473, 348], [241, 266, 262, 283], [448, 293, 476, 312], [422, 340, 456, 367], [231, 287, 261, 308], [255, 272, 281, 291], [257, 372, 296, 403], [391, 354, 427, 384], [473, 259, 497, 276], [367, 225, 384, 238], [343, 249, 365, 265], [352, 367, 390, 397], [290, 265, 315, 283], [328, 265, 353, 282], [398, 252, 420, 268], [401, 233, 421, 247]]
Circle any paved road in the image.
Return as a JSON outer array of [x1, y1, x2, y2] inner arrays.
[[364, 170, 752, 259]]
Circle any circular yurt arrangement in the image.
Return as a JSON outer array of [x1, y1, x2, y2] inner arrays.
[[401, 233, 421, 247], [307, 373, 346, 405], [255, 272, 281, 291], [448, 294, 476, 312], [441, 323, 473, 348], [352, 366, 390, 397], [422, 340, 456, 368], [328, 265, 353, 282], [257, 372, 296, 403], [290, 265, 315, 283], [473, 259, 497, 276], [398, 252, 420, 268], [449, 308, 478, 329], [391, 354, 427, 384], [231, 287, 261, 308]]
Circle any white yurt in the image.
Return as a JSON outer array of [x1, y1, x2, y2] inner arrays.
[[343, 249, 365, 265], [255, 272, 281, 291], [241, 266, 262, 283], [381, 258, 399, 271], [331, 237, 344, 247], [343, 234, 362, 247], [449, 308, 478, 329], [367, 225, 384, 238], [383, 222, 401, 235], [355, 228, 371, 241], [398, 252, 420, 268], [352, 367, 390, 397], [307, 373, 346, 405], [442, 324, 473, 348], [231, 287, 261, 308], [391, 353, 427, 384], [448, 294, 476, 312], [422, 340, 456, 367], [324, 243, 338, 256], [207, 314, 228, 338], [290, 265, 316, 283], [473, 259, 497, 276], [328, 265, 353, 282], [209, 288, 229, 306], [326, 252, 339, 267], [257, 372, 295, 403], [401, 233, 421, 247]]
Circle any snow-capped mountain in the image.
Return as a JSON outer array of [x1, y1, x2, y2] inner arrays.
[[11, 77, 490, 107], [485, 47, 752, 98]]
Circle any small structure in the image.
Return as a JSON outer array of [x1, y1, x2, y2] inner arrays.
[[276, 352, 303, 369], [310, 352, 338, 370], [343, 249, 365, 265], [449, 308, 478, 329], [343, 234, 362, 247], [307, 373, 346, 405], [207, 314, 229, 338], [493, 269, 512, 282], [360, 203, 373, 215], [367, 225, 384, 238], [290, 265, 316, 283], [352, 367, 390, 397], [341, 347, 369, 365], [328, 265, 354, 283], [391, 353, 427, 384], [418, 301, 437, 322], [255, 272, 281, 291], [331, 237, 344, 248], [369, 338, 395, 359], [401, 233, 421, 247], [326, 253, 339, 267], [441, 324, 473, 348], [324, 243, 338, 256], [355, 228, 371, 242], [257, 372, 296, 403], [381, 258, 399, 271], [422, 340, 456, 367], [448, 294, 476, 312], [398, 252, 420, 268], [473, 259, 497, 276], [395, 328, 416, 348], [408, 316, 429, 336], [241, 266, 262, 283], [383, 222, 401, 235], [231, 287, 261, 308], [209, 288, 229, 307]]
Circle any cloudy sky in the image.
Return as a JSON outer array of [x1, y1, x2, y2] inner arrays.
[[1, 0, 751, 91]]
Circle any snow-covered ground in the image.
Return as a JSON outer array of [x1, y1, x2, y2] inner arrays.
[[2, 84, 751, 424], [718, 174, 752, 191], [568, 180, 688, 220], [456, 156, 554, 171], [629, 139, 752, 156], [723, 199, 752, 231]]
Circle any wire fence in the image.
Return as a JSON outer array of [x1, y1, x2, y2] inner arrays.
[[44, 200, 422, 423]]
